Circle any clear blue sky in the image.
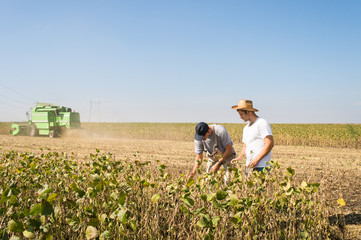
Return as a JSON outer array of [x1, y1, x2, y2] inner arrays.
[[1, 1, 360, 123]]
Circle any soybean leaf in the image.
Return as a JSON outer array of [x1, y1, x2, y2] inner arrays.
[[75, 189, 86, 198], [30, 204, 42, 216], [180, 197, 194, 207], [300, 229, 309, 239], [41, 200, 54, 216], [312, 183, 320, 191], [230, 211, 243, 227], [110, 192, 118, 201], [39, 233, 53, 240], [229, 194, 239, 206], [300, 181, 308, 189], [151, 194, 161, 203], [100, 231, 111, 239], [117, 209, 130, 224], [88, 218, 100, 227], [39, 187, 53, 196], [247, 181, 254, 187], [158, 164, 166, 170], [8, 220, 24, 233], [230, 217, 239, 227], [99, 214, 107, 223], [27, 218, 41, 230], [180, 205, 190, 214], [119, 191, 127, 205], [186, 178, 194, 188], [200, 194, 207, 202], [9, 236, 21, 240], [205, 234, 214, 240], [0, 196, 10, 204], [207, 193, 216, 202], [21, 209, 31, 217], [66, 218, 78, 226], [196, 219, 206, 228], [86, 226, 99, 240], [47, 193, 58, 203], [23, 229, 36, 239], [212, 216, 220, 226], [286, 167, 295, 176], [9, 195, 17, 205], [283, 180, 291, 191], [130, 220, 137, 231], [54, 206, 61, 219], [216, 190, 228, 200]]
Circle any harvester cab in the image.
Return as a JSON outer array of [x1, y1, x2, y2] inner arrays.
[[10, 103, 81, 138]]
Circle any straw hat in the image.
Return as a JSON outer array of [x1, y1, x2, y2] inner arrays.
[[231, 99, 258, 112]]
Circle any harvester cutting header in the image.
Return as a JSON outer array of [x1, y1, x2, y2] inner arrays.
[[10, 103, 81, 138]]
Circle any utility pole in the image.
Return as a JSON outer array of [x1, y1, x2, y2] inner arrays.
[[88, 100, 102, 122], [88, 100, 93, 122]]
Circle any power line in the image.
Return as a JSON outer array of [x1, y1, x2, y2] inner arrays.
[[0, 100, 29, 110], [0, 93, 32, 107], [0, 82, 38, 102]]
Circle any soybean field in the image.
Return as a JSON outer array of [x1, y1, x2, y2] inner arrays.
[[0, 123, 360, 239]]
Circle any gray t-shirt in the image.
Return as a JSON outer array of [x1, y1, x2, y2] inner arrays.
[[194, 124, 235, 154]]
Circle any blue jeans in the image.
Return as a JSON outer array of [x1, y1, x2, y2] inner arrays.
[[254, 167, 264, 172], [254, 167, 271, 173], [245, 167, 270, 176]]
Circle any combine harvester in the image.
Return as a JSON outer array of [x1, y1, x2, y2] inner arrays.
[[10, 103, 81, 138]]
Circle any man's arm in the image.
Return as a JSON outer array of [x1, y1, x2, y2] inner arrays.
[[247, 135, 274, 168], [210, 144, 233, 173], [231, 143, 246, 164], [188, 153, 203, 179]]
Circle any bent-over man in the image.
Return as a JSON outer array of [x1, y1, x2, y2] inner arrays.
[[188, 122, 236, 183]]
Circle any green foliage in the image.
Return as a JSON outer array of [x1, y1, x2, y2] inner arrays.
[[0, 150, 332, 239]]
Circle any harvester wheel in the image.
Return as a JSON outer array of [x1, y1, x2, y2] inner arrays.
[[29, 124, 38, 137], [49, 130, 56, 138]]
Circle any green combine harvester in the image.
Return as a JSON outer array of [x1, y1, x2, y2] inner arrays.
[[10, 103, 81, 138]]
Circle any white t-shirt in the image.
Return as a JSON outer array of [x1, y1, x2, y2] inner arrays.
[[242, 117, 273, 168]]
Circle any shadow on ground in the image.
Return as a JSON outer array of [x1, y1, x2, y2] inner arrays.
[[329, 213, 361, 225]]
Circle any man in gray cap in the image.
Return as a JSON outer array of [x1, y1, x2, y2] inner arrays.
[[188, 122, 236, 182]]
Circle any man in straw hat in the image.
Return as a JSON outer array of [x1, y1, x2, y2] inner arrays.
[[188, 122, 236, 183], [231, 100, 274, 174]]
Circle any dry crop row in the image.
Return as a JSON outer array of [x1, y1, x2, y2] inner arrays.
[[1, 122, 360, 148], [82, 123, 361, 149]]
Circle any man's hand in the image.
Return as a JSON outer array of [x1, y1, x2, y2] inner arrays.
[[188, 154, 203, 180], [247, 159, 259, 168], [187, 171, 196, 180], [231, 154, 245, 165], [210, 162, 221, 173], [231, 158, 238, 165]]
